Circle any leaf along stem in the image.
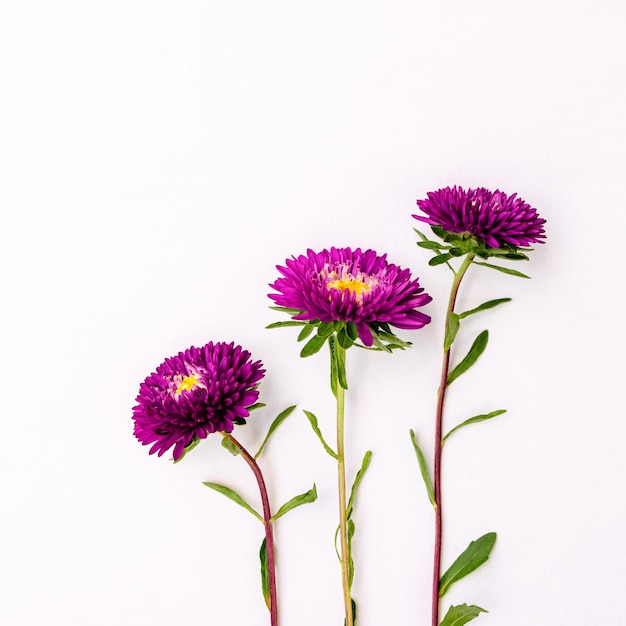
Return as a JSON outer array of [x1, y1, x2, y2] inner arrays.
[[224, 433, 279, 626], [432, 253, 474, 626]]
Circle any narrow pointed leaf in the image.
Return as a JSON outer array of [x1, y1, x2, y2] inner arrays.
[[443, 410, 507, 443], [297, 323, 315, 342], [347, 450, 373, 515], [265, 321, 307, 329], [337, 326, 355, 350], [376, 331, 412, 350], [430, 253, 453, 266], [458, 298, 512, 319], [268, 305, 305, 315], [317, 321, 335, 338], [410, 429, 436, 508], [439, 604, 487, 626], [329, 335, 338, 397], [417, 240, 445, 250], [346, 322, 358, 341], [332, 338, 349, 389], [347, 519, 356, 586], [473, 261, 530, 279], [439, 532, 497, 597], [255, 405, 297, 458], [444, 313, 460, 350], [259, 539, 270, 610], [247, 402, 266, 412], [271, 484, 317, 521], [300, 333, 327, 357], [447, 330, 489, 386], [303, 410, 338, 459], [203, 482, 263, 522]]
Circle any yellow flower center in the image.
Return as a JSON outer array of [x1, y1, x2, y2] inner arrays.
[[175, 374, 200, 396], [326, 276, 371, 298], [325, 266, 378, 305]]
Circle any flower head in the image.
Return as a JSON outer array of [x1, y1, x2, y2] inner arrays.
[[133, 342, 265, 460], [414, 186, 546, 248], [269, 247, 431, 347]]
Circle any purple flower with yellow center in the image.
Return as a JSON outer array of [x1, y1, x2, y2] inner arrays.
[[132, 342, 265, 460], [414, 186, 546, 249], [269, 247, 432, 347]]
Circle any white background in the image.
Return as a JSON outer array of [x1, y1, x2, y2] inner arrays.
[[1, 1, 624, 625]]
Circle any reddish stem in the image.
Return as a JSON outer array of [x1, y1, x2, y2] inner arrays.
[[431, 255, 473, 626], [226, 433, 278, 626]]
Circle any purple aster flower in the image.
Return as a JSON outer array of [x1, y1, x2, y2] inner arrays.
[[133, 342, 265, 460], [269, 247, 432, 347], [414, 186, 546, 248]]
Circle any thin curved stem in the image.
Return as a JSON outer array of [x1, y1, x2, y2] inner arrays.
[[225, 433, 278, 626], [335, 343, 353, 626], [431, 254, 473, 626]]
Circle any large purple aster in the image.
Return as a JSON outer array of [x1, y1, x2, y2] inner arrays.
[[133, 342, 265, 460], [414, 186, 546, 248], [269, 247, 431, 347]]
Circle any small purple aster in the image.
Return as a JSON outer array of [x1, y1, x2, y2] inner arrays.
[[414, 186, 546, 249], [269, 247, 432, 347], [132, 342, 265, 460]]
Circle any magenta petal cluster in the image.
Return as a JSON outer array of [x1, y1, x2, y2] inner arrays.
[[414, 186, 546, 248], [269, 247, 432, 346], [133, 342, 265, 460]]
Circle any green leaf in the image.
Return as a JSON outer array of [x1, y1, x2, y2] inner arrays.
[[255, 405, 297, 458], [458, 298, 512, 319], [265, 320, 306, 329], [444, 312, 460, 351], [443, 410, 507, 443], [346, 322, 358, 341], [347, 519, 356, 586], [431, 225, 446, 238], [259, 539, 270, 610], [439, 532, 497, 597], [430, 253, 453, 266], [449, 247, 465, 257], [297, 324, 315, 342], [268, 305, 305, 315], [376, 331, 412, 350], [347, 450, 373, 516], [343, 599, 357, 626], [439, 604, 487, 626], [409, 430, 436, 508], [300, 333, 327, 357], [317, 321, 335, 338], [417, 240, 445, 250], [221, 436, 241, 456], [329, 335, 349, 390], [203, 482, 263, 522], [172, 437, 202, 463], [473, 261, 530, 279], [271, 484, 317, 521], [337, 326, 355, 350], [447, 330, 489, 386], [303, 410, 338, 459], [247, 402, 266, 412]]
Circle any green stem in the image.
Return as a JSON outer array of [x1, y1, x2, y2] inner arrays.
[[335, 343, 353, 626], [224, 433, 279, 626], [431, 254, 473, 626]]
